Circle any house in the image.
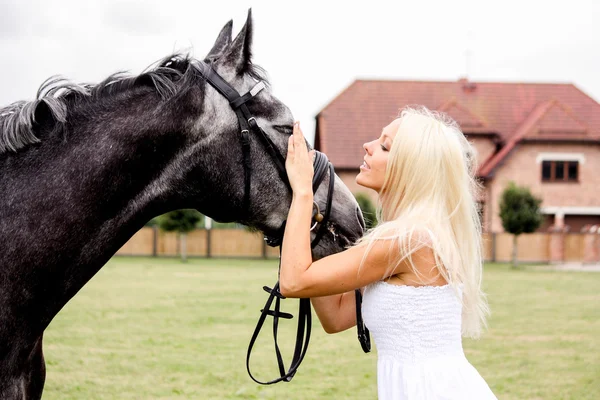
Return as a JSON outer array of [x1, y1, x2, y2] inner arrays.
[[314, 78, 600, 233]]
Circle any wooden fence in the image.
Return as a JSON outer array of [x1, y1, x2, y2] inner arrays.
[[117, 227, 280, 259], [117, 227, 600, 263], [482, 232, 599, 264]]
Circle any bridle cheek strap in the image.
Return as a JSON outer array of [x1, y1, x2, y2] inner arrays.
[[246, 152, 332, 385], [196, 61, 370, 386]]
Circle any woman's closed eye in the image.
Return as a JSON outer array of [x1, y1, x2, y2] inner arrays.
[[380, 144, 388, 151]]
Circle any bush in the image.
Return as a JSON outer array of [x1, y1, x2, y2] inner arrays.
[[158, 210, 203, 233], [354, 192, 377, 229], [499, 182, 543, 267]]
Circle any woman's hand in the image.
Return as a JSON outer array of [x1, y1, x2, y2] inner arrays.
[[286, 122, 315, 198]]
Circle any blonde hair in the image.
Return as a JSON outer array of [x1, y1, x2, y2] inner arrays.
[[356, 105, 489, 338]]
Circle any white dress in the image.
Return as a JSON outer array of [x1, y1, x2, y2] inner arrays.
[[362, 281, 497, 400]]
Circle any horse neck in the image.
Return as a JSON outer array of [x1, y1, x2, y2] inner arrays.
[[0, 92, 193, 333], [62, 92, 189, 223]]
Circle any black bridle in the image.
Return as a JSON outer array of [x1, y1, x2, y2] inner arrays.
[[195, 60, 370, 385]]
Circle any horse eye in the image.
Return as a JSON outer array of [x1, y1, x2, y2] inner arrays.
[[274, 125, 293, 135]]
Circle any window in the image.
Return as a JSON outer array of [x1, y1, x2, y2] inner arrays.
[[542, 162, 552, 180], [568, 162, 578, 180], [541, 161, 579, 182]]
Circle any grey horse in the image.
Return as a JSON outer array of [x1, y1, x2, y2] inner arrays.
[[0, 11, 364, 399]]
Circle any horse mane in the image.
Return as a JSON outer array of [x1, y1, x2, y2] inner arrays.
[[0, 54, 196, 154], [0, 52, 268, 155]]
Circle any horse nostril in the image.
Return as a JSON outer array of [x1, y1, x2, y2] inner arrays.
[[356, 206, 366, 231]]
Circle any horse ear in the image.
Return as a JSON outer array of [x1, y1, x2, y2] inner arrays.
[[221, 9, 253, 74], [206, 20, 233, 60]]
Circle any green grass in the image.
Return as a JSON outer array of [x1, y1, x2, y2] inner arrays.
[[42, 258, 600, 399]]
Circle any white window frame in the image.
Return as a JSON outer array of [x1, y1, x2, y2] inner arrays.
[[541, 207, 600, 216], [536, 152, 585, 164]]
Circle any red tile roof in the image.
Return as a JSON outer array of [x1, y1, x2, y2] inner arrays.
[[315, 79, 600, 176]]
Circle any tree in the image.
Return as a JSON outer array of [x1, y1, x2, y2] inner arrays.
[[145, 216, 161, 227], [158, 209, 203, 262], [354, 193, 378, 229], [499, 182, 543, 268]]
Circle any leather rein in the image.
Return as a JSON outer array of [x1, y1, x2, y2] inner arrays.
[[195, 60, 370, 385]]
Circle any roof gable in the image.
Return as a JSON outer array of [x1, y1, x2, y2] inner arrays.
[[529, 101, 588, 136], [479, 100, 554, 177], [438, 98, 488, 130], [480, 100, 595, 177]]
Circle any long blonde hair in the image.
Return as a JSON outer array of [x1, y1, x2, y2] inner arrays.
[[356, 105, 489, 338]]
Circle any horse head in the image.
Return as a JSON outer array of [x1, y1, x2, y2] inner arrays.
[[172, 12, 365, 258]]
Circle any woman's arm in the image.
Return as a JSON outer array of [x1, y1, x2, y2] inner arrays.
[[281, 123, 404, 298], [279, 174, 400, 297], [311, 290, 361, 334]]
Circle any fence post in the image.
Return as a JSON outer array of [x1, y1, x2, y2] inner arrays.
[[204, 229, 210, 258], [582, 225, 599, 264], [152, 225, 158, 257], [491, 232, 497, 263], [205, 217, 212, 258], [597, 230, 600, 264], [548, 227, 566, 264]]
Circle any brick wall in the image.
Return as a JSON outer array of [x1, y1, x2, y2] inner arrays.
[[486, 143, 600, 232], [468, 136, 496, 167]]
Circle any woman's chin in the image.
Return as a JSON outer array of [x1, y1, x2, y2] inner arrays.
[[356, 172, 379, 192], [355, 172, 368, 188]]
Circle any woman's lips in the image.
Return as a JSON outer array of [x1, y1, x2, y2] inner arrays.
[[360, 160, 370, 170]]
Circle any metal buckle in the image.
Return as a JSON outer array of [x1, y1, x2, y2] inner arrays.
[[310, 201, 321, 231], [240, 129, 250, 146], [264, 235, 281, 247]]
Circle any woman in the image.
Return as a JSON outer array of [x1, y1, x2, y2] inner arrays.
[[280, 106, 497, 399]]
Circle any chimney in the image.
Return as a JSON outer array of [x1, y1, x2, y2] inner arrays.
[[459, 78, 477, 93]]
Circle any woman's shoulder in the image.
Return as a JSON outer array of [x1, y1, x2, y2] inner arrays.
[[355, 224, 441, 282]]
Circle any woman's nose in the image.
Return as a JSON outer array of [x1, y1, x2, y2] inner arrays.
[[363, 141, 371, 155]]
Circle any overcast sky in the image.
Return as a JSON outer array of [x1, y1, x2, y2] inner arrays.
[[1, 0, 598, 144]]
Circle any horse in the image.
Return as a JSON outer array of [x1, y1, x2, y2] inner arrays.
[[0, 11, 365, 399]]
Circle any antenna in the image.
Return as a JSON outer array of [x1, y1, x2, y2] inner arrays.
[[464, 30, 474, 79]]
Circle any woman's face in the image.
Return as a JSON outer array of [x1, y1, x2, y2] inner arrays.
[[356, 118, 400, 192]]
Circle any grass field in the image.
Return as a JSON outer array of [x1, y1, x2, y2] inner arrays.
[[43, 257, 600, 399]]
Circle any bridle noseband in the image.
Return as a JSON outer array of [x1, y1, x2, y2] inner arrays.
[[195, 60, 370, 385]]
